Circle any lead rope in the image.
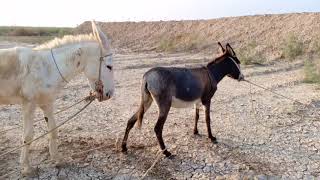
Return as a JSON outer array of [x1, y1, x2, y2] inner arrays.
[[50, 49, 69, 83], [0, 96, 89, 134], [0, 98, 94, 158], [244, 79, 306, 106]]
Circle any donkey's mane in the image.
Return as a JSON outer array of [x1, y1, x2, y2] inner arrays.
[[207, 52, 227, 66], [34, 33, 97, 50]]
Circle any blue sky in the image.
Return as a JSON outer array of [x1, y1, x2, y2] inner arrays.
[[1, 0, 319, 27]]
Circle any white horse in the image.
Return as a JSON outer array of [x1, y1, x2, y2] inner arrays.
[[0, 21, 115, 176]]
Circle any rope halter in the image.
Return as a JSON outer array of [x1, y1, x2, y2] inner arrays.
[[229, 57, 244, 81], [95, 53, 113, 102]]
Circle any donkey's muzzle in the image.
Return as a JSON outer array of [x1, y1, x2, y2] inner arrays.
[[238, 74, 244, 81]]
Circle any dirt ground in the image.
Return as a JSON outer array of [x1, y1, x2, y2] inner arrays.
[[1, 50, 320, 179]]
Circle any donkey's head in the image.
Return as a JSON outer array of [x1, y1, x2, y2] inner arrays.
[[84, 21, 115, 101], [217, 42, 244, 81]]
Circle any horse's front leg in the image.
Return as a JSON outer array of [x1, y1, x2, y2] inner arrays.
[[40, 103, 62, 166], [21, 101, 36, 176]]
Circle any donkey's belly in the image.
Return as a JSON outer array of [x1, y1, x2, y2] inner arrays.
[[171, 96, 201, 108]]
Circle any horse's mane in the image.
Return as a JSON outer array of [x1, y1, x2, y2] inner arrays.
[[33, 33, 97, 50]]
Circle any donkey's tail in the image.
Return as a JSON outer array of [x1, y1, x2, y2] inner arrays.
[[136, 79, 153, 129]]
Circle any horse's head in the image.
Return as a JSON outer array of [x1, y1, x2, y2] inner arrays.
[[84, 21, 115, 102], [217, 42, 244, 81]]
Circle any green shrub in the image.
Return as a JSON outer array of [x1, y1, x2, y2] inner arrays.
[[282, 33, 304, 60], [238, 41, 266, 65], [304, 58, 320, 84]]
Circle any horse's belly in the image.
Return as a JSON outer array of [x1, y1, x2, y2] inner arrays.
[[0, 96, 22, 104], [171, 96, 201, 108]]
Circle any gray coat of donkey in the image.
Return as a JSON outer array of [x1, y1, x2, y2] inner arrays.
[[122, 42, 244, 157]]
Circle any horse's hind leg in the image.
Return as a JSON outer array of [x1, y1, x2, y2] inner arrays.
[[40, 103, 62, 166], [121, 92, 153, 152], [21, 101, 36, 176]]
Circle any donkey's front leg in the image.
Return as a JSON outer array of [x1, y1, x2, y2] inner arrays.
[[193, 104, 200, 135], [204, 101, 217, 144], [21, 101, 36, 176], [40, 103, 62, 166]]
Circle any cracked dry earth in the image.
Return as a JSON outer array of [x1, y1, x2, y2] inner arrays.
[[1, 52, 320, 179]]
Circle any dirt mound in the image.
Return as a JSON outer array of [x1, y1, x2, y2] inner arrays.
[[75, 13, 320, 59]]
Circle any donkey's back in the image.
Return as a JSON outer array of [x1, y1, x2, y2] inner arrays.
[[143, 67, 208, 104]]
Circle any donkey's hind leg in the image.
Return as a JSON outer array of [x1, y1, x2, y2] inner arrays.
[[121, 92, 153, 152], [40, 104, 62, 166], [153, 96, 172, 157], [21, 101, 36, 176]]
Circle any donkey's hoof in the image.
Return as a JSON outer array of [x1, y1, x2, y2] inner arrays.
[[121, 145, 128, 153], [22, 166, 38, 177], [193, 130, 199, 135], [163, 150, 172, 157], [166, 154, 176, 160], [210, 137, 218, 144], [54, 158, 67, 168]]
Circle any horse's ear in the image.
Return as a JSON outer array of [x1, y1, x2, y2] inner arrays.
[[217, 42, 225, 53], [91, 21, 111, 51], [91, 21, 99, 39], [226, 43, 236, 56]]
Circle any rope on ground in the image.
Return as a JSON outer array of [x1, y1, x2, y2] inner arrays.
[[246, 79, 307, 129], [139, 148, 167, 180], [0, 169, 19, 179], [244, 79, 307, 106], [0, 97, 88, 134], [0, 98, 94, 158]]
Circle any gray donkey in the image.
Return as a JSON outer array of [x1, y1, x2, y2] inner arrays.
[[122, 42, 244, 157]]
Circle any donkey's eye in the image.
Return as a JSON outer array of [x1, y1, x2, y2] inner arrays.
[[106, 65, 113, 71]]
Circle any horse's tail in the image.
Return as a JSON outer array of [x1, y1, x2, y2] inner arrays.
[[136, 78, 153, 129]]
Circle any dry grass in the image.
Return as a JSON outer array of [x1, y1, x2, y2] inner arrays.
[[237, 41, 266, 65], [156, 33, 210, 52], [304, 56, 320, 84], [281, 33, 304, 60], [0, 26, 73, 45]]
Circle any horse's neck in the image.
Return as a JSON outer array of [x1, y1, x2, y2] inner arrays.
[[50, 45, 88, 84], [207, 60, 230, 83]]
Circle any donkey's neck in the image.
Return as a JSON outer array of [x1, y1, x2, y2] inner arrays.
[[207, 61, 230, 83]]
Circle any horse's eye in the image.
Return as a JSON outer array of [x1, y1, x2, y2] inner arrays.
[[106, 65, 113, 71]]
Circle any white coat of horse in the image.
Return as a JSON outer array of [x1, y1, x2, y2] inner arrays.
[[0, 21, 115, 176]]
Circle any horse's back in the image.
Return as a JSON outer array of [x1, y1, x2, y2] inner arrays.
[[0, 47, 22, 79], [0, 47, 31, 104]]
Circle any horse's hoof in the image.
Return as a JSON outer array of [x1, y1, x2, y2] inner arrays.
[[21, 166, 38, 177]]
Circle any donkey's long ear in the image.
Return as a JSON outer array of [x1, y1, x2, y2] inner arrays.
[[226, 43, 236, 56], [217, 42, 225, 53], [91, 21, 111, 51]]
